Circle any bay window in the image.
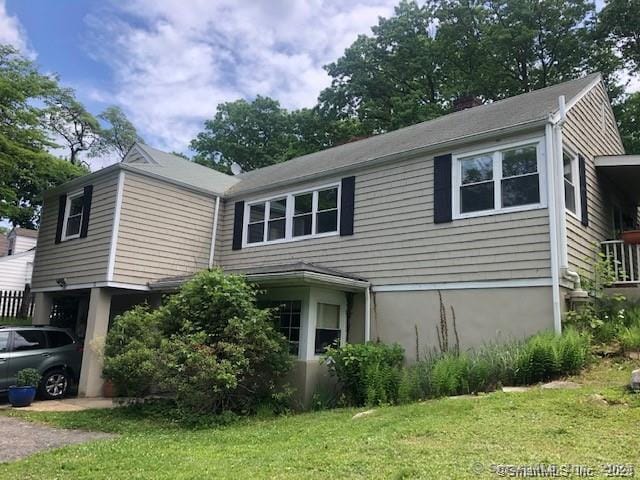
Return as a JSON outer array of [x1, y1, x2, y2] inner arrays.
[[315, 303, 341, 354], [454, 140, 544, 218]]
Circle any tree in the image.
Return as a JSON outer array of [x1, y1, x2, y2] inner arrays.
[[0, 45, 86, 227], [95, 106, 143, 160], [614, 92, 640, 154], [43, 87, 102, 165], [598, 0, 640, 73]]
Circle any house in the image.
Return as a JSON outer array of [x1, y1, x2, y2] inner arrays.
[[29, 73, 639, 404], [0, 228, 38, 291]]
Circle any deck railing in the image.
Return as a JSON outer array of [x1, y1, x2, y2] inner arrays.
[[601, 240, 640, 285]]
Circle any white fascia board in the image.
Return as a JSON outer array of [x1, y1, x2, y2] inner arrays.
[[549, 75, 602, 124], [372, 278, 553, 292], [31, 281, 151, 293], [107, 170, 125, 281]]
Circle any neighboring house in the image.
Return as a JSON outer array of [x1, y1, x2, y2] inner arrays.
[[0, 228, 38, 291], [29, 73, 640, 404]]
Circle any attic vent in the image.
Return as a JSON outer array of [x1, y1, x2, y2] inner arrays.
[[453, 95, 483, 112]]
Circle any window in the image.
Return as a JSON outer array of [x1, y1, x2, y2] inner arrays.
[[47, 331, 73, 348], [0, 332, 9, 353], [245, 184, 340, 246], [454, 140, 544, 218], [7, 237, 14, 255], [315, 303, 340, 354], [563, 150, 578, 215], [62, 191, 84, 241], [261, 300, 301, 355], [12, 330, 46, 351]]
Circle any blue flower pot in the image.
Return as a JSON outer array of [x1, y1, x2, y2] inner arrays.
[[8, 386, 37, 407]]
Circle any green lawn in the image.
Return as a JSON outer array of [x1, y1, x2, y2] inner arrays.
[[0, 316, 32, 326], [1, 359, 639, 479]]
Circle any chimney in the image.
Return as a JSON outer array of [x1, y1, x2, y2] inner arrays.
[[453, 95, 483, 112]]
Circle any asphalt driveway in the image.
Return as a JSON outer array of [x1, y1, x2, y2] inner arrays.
[[0, 415, 113, 462]]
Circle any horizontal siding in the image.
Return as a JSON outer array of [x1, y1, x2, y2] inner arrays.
[[0, 252, 34, 290], [563, 82, 625, 274], [112, 172, 216, 285], [13, 236, 36, 254], [217, 144, 552, 285], [31, 172, 118, 289]]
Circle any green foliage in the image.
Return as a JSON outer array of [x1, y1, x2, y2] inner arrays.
[[613, 92, 640, 154], [103, 269, 292, 415], [598, 0, 640, 73], [16, 368, 41, 387], [619, 324, 640, 352], [323, 342, 404, 406], [94, 106, 143, 160]]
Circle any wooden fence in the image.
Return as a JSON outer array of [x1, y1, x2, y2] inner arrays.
[[0, 289, 35, 319]]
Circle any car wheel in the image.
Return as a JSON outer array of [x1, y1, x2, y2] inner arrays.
[[40, 369, 69, 400]]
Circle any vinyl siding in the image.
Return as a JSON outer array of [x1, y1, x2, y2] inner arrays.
[[31, 171, 119, 289], [0, 251, 34, 290], [217, 136, 552, 285], [112, 172, 216, 285], [563, 82, 625, 274], [12, 235, 36, 254]]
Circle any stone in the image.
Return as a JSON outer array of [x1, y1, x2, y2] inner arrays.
[[631, 369, 640, 392], [501, 386, 530, 393], [588, 394, 609, 406], [541, 381, 581, 390], [352, 409, 375, 419]]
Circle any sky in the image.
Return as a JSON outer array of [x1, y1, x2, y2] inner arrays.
[[1, 0, 399, 170]]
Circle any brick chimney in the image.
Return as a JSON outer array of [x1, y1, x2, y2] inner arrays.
[[453, 95, 483, 112]]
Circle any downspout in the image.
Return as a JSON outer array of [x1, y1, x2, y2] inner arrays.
[[545, 123, 563, 335], [208, 196, 221, 269], [364, 285, 371, 342]]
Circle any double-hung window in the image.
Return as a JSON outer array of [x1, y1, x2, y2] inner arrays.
[[454, 140, 544, 218], [245, 184, 340, 246], [62, 191, 85, 241], [563, 150, 579, 216]]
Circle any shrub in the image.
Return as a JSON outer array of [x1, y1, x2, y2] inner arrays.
[[103, 305, 163, 397], [323, 342, 404, 406], [16, 368, 41, 387], [620, 325, 640, 352], [103, 269, 292, 414], [555, 328, 590, 374]]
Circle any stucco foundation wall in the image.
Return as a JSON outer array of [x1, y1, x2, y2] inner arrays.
[[371, 286, 554, 363]]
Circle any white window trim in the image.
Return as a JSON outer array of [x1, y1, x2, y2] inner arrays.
[[562, 148, 582, 221], [452, 137, 547, 220], [61, 190, 84, 242], [242, 182, 341, 248]]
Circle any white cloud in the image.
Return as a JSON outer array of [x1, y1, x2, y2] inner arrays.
[[84, 0, 397, 153], [0, 0, 33, 57]]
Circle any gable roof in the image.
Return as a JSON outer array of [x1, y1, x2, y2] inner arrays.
[[225, 73, 601, 196], [123, 143, 240, 195]]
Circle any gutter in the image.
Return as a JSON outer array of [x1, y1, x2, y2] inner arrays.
[[224, 118, 549, 200], [208, 196, 221, 268]]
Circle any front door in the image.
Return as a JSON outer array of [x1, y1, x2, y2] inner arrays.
[[0, 331, 10, 390], [5, 329, 48, 386]]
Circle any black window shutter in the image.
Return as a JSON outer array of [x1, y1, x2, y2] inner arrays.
[[54, 194, 67, 244], [340, 176, 356, 236], [433, 153, 453, 224], [578, 155, 589, 227], [79, 185, 93, 238], [232, 201, 245, 250]]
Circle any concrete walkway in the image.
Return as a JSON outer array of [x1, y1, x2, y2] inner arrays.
[[0, 397, 119, 412], [0, 416, 114, 462]]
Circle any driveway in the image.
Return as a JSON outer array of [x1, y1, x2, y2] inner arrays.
[[0, 415, 114, 462]]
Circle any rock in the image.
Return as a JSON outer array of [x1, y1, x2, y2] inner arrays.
[[631, 369, 640, 392], [352, 409, 375, 419], [501, 386, 530, 393], [541, 381, 581, 390], [589, 394, 609, 406], [627, 352, 640, 360]]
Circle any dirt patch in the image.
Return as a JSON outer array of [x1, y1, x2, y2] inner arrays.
[[0, 415, 114, 463]]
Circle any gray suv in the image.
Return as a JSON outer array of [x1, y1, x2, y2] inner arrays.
[[0, 326, 83, 400]]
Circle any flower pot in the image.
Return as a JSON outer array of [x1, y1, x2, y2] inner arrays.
[[621, 230, 640, 245], [8, 386, 37, 407]]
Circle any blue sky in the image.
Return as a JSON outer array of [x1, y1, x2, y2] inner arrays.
[[1, 0, 399, 169]]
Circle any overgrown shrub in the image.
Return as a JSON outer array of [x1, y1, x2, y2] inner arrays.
[[620, 325, 640, 352], [103, 269, 292, 414], [323, 342, 404, 406]]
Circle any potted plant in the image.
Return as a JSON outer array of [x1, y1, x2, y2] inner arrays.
[[8, 369, 42, 407], [621, 230, 640, 245]]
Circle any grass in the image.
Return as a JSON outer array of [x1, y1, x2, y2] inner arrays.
[[0, 316, 32, 326], [1, 359, 639, 479]]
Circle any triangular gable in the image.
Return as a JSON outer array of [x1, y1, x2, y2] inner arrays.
[[122, 143, 159, 165]]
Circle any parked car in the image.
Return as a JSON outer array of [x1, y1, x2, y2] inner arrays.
[[0, 326, 83, 400]]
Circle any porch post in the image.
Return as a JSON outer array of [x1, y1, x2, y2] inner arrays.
[[32, 292, 53, 325], [78, 287, 112, 397]]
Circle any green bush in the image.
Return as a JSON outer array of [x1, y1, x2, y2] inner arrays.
[[555, 328, 590, 374], [103, 269, 292, 414], [620, 325, 640, 352], [16, 368, 41, 387], [323, 342, 404, 406]]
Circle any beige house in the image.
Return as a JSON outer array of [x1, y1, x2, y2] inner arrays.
[[30, 73, 640, 404]]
